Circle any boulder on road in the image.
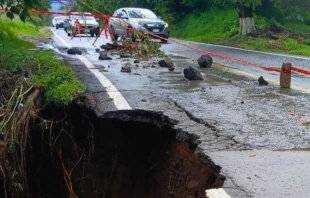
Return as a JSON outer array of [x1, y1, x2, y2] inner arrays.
[[159, 58, 175, 72], [121, 66, 131, 73], [120, 53, 131, 58], [159, 58, 174, 68], [98, 51, 112, 60], [168, 67, 175, 71], [67, 47, 82, 55], [198, 54, 213, 68], [258, 76, 268, 86], [184, 67, 204, 80]]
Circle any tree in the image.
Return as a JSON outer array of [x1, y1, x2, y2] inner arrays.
[[216, 0, 262, 35], [272, 0, 310, 21], [0, 0, 50, 21]]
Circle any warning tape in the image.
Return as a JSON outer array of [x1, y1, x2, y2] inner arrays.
[[1, 5, 310, 76], [291, 66, 310, 76], [70, 19, 82, 39]]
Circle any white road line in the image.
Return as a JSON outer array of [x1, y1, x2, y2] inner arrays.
[[50, 28, 132, 110], [182, 39, 310, 61], [51, 28, 233, 198], [206, 188, 231, 198]]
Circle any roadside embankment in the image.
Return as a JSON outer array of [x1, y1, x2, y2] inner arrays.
[[1, 19, 225, 197]]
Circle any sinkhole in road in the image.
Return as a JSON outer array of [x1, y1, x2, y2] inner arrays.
[[25, 105, 224, 198]]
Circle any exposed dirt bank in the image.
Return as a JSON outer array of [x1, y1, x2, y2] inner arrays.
[[1, 103, 224, 198]]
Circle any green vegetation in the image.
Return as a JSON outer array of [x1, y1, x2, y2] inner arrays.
[[173, 8, 239, 42], [0, 17, 51, 37], [171, 7, 310, 56], [71, 0, 310, 56], [0, 12, 85, 197], [0, 18, 85, 105]]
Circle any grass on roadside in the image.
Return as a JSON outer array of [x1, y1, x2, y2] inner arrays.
[[173, 8, 239, 42], [172, 7, 310, 56], [222, 36, 310, 56], [0, 17, 85, 105], [0, 16, 51, 37]]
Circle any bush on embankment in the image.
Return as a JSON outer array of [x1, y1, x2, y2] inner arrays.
[[171, 7, 310, 56], [0, 17, 86, 196], [0, 17, 85, 105]]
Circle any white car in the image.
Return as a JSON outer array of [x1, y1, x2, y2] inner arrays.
[[52, 16, 67, 29]]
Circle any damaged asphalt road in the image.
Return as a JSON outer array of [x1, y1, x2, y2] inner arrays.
[[50, 28, 310, 198]]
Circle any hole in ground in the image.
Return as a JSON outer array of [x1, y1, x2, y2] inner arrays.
[[9, 106, 225, 197]]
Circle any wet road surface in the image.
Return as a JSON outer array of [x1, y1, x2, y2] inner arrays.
[[162, 40, 310, 92], [50, 28, 310, 198]]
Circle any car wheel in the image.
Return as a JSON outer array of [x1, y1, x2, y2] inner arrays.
[[56, 26, 59, 29], [67, 32, 71, 36], [109, 26, 118, 41], [161, 39, 168, 43], [90, 33, 94, 37]]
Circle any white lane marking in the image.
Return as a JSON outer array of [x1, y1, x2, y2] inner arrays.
[[50, 28, 71, 48], [180, 39, 310, 61], [215, 64, 310, 94], [206, 188, 231, 198], [52, 29, 233, 198], [50, 28, 132, 110]]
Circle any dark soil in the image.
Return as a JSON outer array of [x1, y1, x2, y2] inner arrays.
[[18, 36, 51, 45], [1, 105, 224, 198]]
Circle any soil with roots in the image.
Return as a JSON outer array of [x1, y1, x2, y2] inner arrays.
[[1, 100, 225, 197]]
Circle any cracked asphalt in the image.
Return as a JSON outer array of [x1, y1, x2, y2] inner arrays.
[[50, 28, 310, 198]]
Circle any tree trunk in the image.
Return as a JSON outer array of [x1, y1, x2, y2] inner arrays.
[[239, 7, 255, 36]]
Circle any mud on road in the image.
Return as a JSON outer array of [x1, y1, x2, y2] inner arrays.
[[40, 30, 310, 198]]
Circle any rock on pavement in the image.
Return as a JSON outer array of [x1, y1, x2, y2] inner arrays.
[[198, 54, 213, 68], [98, 51, 113, 60], [67, 47, 82, 55], [258, 76, 268, 86], [159, 58, 175, 71], [159, 58, 174, 67], [121, 63, 132, 73], [184, 67, 204, 80]]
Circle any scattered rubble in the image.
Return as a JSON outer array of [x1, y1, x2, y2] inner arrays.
[[158, 58, 173, 68], [121, 66, 132, 73], [121, 63, 132, 73], [134, 60, 140, 63], [168, 67, 175, 71], [120, 53, 131, 58], [98, 51, 113, 60], [100, 43, 122, 50], [100, 35, 162, 59], [258, 76, 269, 86], [67, 47, 82, 55], [159, 58, 175, 71], [198, 54, 213, 68], [184, 67, 204, 80]]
